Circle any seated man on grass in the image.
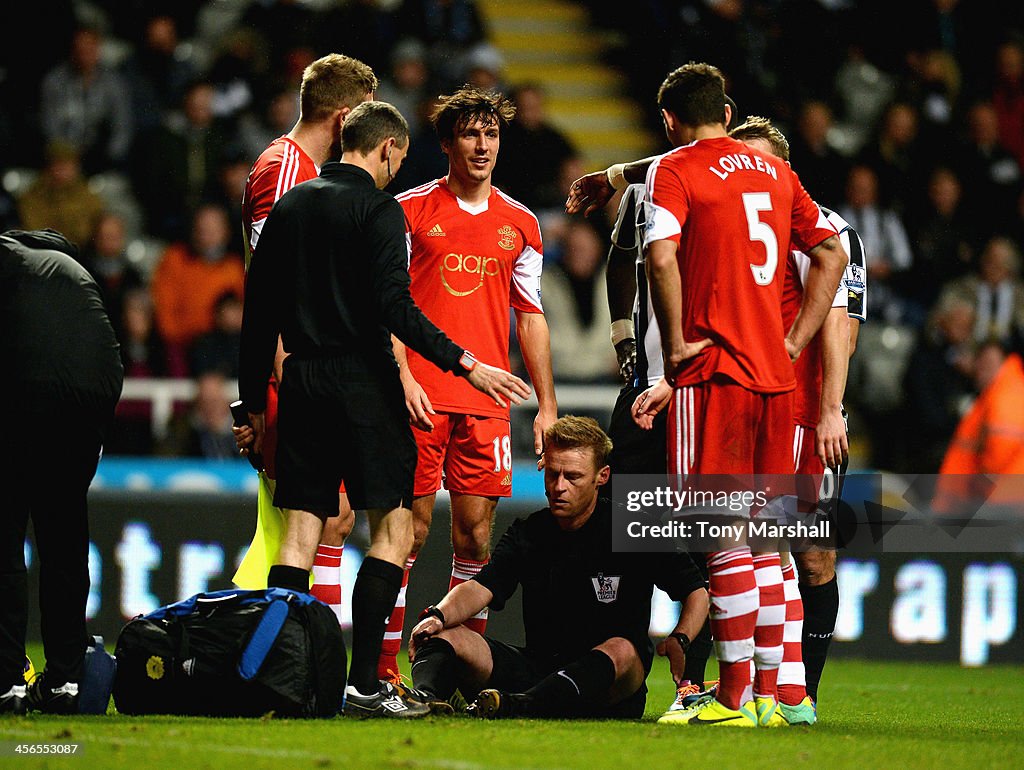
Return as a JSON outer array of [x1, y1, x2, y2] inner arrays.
[[407, 415, 708, 719]]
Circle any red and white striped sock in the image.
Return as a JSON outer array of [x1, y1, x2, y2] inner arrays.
[[752, 552, 786, 701], [377, 554, 416, 680], [310, 544, 343, 627], [777, 560, 808, 705], [450, 556, 489, 636], [707, 547, 758, 710]]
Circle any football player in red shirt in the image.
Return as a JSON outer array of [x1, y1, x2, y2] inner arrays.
[[235, 54, 377, 623], [378, 87, 558, 680], [631, 64, 847, 726], [730, 116, 865, 724]]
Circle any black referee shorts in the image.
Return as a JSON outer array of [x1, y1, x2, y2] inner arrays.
[[274, 354, 416, 516], [607, 384, 667, 475], [485, 638, 647, 719]]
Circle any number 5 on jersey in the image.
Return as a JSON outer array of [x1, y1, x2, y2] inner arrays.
[[743, 192, 778, 286]]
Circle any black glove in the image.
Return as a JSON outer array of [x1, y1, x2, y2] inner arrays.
[[614, 338, 637, 384]]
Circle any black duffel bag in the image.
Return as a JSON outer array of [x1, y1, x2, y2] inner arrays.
[[113, 588, 345, 718]]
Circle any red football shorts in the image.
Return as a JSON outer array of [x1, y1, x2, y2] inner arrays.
[[667, 377, 795, 476], [263, 377, 346, 494], [793, 423, 825, 513], [413, 412, 513, 498]]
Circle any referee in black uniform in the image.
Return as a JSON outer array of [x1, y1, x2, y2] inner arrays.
[[238, 101, 529, 718], [407, 417, 708, 718], [0, 229, 123, 714]]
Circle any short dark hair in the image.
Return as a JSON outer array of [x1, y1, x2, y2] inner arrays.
[[431, 85, 516, 142], [725, 94, 739, 130], [544, 416, 613, 469], [730, 115, 790, 161], [300, 53, 378, 122], [341, 101, 409, 154], [657, 62, 727, 128]]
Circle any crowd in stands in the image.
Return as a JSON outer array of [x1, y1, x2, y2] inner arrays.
[[4, 0, 1023, 472]]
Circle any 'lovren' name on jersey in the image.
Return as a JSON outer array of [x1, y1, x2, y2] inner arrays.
[[643, 136, 837, 393], [398, 178, 543, 418]]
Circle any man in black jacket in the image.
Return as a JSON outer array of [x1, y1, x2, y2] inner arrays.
[[0, 229, 123, 715], [238, 101, 529, 717]]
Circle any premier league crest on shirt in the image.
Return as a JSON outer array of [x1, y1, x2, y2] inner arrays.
[[497, 225, 517, 251], [591, 573, 621, 604]]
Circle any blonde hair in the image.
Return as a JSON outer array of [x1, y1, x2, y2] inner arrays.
[[730, 115, 791, 162], [299, 54, 378, 122], [544, 416, 613, 469]]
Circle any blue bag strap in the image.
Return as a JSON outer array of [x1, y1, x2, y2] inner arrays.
[[237, 598, 290, 680]]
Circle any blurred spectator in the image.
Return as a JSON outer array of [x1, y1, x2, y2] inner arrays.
[[901, 49, 960, 152], [107, 288, 169, 455], [215, 152, 251, 257], [938, 340, 1024, 478], [956, 101, 1022, 224], [97, 0, 203, 43], [80, 212, 144, 340], [151, 203, 244, 368], [399, 0, 486, 85], [191, 292, 243, 378], [541, 220, 617, 383], [159, 371, 237, 459], [39, 26, 133, 174], [376, 40, 430, 135], [207, 30, 268, 122], [902, 292, 977, 473], [240, 0, 315, 75], [787, 100, 850, 206], [907, 167, 974, 311], [839, 165, 914, 323], [134, 81, 231, 240], [237, 86, 300, 162], [18, 142, 104, 248], [118, 288, 173, 378], [833, 44, 897, 152], [938, 236, 1024, 344], [387, 97, 450, 193], [462, 45, 506, 92], [858, 102, 924, 214], [120, 15, 197, 134], [992, 39, 1024, 170], [316, 0, 398, 75], [493, 83, 578, 211]]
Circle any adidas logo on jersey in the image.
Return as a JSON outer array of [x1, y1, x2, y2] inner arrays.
[[427, 223, 446, 237]]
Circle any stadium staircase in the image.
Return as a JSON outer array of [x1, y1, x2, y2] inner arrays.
[[477, 0, 659, 169]]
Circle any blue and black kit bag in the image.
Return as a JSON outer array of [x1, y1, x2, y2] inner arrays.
[[112, 588, 345, 718]]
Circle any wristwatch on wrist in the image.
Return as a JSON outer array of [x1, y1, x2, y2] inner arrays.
[[669, 632, 691, 652], [457, 350, 479, 375], [418, 605, 446, 626]]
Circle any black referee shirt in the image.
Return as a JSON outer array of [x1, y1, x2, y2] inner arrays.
[[474, 497, 705, 672], [239, 162, 464, 412]]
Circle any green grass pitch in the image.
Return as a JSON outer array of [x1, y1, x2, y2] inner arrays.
[[2, 647, 1021, 769]]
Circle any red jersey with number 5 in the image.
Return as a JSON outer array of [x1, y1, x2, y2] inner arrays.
[[397, 178, 543, 419], [643, 136, 836, 393]]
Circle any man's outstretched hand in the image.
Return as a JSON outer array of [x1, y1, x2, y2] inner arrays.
[[565, 170, 615, 216], [466, 363, 531, 409]]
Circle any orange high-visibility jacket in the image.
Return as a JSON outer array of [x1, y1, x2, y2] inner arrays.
[[940, 353, 1024, 475]]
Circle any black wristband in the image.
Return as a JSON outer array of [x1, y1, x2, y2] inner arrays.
[[669, 632, 691, 652], [418, 605, 445, 626]]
